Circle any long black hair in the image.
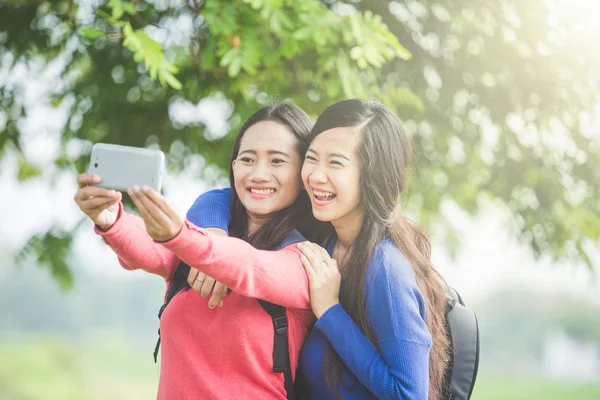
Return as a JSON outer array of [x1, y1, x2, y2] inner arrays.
[[312, 99, 449, 400], [228, 103, 330, 249]]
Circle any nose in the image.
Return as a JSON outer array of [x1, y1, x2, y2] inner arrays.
[[307, 163, 328, 185], [249, 161, 271, 182]]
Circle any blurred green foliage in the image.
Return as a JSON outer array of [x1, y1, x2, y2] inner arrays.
[[0, 0, 599, 286]]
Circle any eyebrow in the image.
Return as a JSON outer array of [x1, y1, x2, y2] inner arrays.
[[238, 149, 291, 157], [306, 148, 351, 161]]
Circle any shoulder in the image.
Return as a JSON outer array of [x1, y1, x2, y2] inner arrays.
[[186, 188, 231, 220], [190, 187, 231, 205], [276, 230, 306, 251], [367, 238, 418, 288], [365, 238, 426, 319], [365, 238, 431, 344]]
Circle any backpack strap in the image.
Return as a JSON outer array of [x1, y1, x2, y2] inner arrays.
[[445, 288, 480, 400], [258, 300, 295, 400], [255, 229, 305, 400], [153, 261, 191, 362]]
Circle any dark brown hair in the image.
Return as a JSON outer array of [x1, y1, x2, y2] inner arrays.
[[228, 103, 330, 249], [312, 99, 450, 399]]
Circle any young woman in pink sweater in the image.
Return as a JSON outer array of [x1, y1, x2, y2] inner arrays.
[[74, 104, 327, 400]]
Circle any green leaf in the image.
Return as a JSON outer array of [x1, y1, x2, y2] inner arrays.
[[293, 26, 313, 40], [162, 71, 183, 90], [228, 57, 242, 77], [17, 160, 42, 181], [220, 48, 240, 67], [80, 27, 104, 40], [396, 45, 412, 61], [350, 46, 364, 60]]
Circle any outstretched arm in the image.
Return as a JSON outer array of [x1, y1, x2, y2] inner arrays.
[[128, 185, 311, 309], [94, 202, 180, 281]]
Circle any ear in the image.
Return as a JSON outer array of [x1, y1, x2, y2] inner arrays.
[[232, 159, 237, 169]]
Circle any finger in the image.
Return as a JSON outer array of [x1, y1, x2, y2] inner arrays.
[[132, 187, 171, 227], [299, 242, 323, 271], [141, 186, 177, 218], [78, 173, 101, 189], [85, 192, 122, 212], [200, 276, 216, 298], [300, 253, 316, 282], [208, 282, 228, 309], [133, 194, 164, 237], [80, 196, 119, 211], [297, 241, 317, 258], [129, 189, 160, 226], [80, 186, 118, 200], [309, 242, 331, 264], [192, 272, 206, 294], [315, 245, 334, 268], [75, 187, 114, 204], [188, 268, 200, 287]]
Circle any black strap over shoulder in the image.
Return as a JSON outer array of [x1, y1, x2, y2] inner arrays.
[[256, 229, 304, 400], [258, 300, 295, 400], [153, 261, 191, 363]]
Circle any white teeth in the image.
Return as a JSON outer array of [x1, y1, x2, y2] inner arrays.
[[250, 188, 275, 195], [313, 190, 336, 199]]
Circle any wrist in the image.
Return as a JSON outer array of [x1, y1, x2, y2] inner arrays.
[[315, 301, 340, 319], [95, 220, 115, 231]]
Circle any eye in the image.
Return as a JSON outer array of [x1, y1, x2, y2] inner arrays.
[[330, 160, 343, 166], [239, 157, 253, 163], [272, 158, 286, 164], [305, 155, 317, 161]]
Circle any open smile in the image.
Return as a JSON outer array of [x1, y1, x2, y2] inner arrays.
[[247, 187, 277, 198], [311, 188, 337, 205]]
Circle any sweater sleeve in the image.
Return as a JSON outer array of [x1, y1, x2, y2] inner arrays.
[[94, 202, 180, 281], [159, 219, 311, 310], [186, 188, 232, 233], [314, 245, 431, 400]]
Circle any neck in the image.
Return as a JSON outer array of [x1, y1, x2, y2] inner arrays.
[[246, 213, 269, 237], [331, 207, 364, 250]]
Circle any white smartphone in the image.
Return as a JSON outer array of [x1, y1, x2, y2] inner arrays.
[[88, 143, 165, 192]]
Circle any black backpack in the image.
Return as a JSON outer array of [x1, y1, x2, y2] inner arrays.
[[153, 230, 305, 400], [444, 287, 480, 400]]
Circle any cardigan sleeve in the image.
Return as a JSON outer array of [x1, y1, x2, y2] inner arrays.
[[314, 243, 432, 400], [158, 219, 311, 310], [186, 188, 232, 233], [94, 202, 180, 281]]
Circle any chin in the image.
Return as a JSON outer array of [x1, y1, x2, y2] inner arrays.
[[312, 208, 334, 222], [244, 204, 276, 215]]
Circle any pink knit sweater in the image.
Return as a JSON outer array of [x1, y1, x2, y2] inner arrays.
[[95, 204, 314, 399]]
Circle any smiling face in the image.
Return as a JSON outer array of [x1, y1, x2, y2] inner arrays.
[[232, 120, 303, 225], [301, 126, 363, 225]]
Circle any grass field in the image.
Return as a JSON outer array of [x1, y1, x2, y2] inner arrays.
[[1, 333, 599, 400], [472, 374, 600, 400]]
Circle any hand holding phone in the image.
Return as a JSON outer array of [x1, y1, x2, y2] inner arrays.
[[74, 173, 122, 231]]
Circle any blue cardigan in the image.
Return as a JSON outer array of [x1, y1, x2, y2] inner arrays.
[[189, 188, 432, 399]]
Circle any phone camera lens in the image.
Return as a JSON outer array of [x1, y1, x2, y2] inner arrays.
[[94, 163, 98, 168]]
